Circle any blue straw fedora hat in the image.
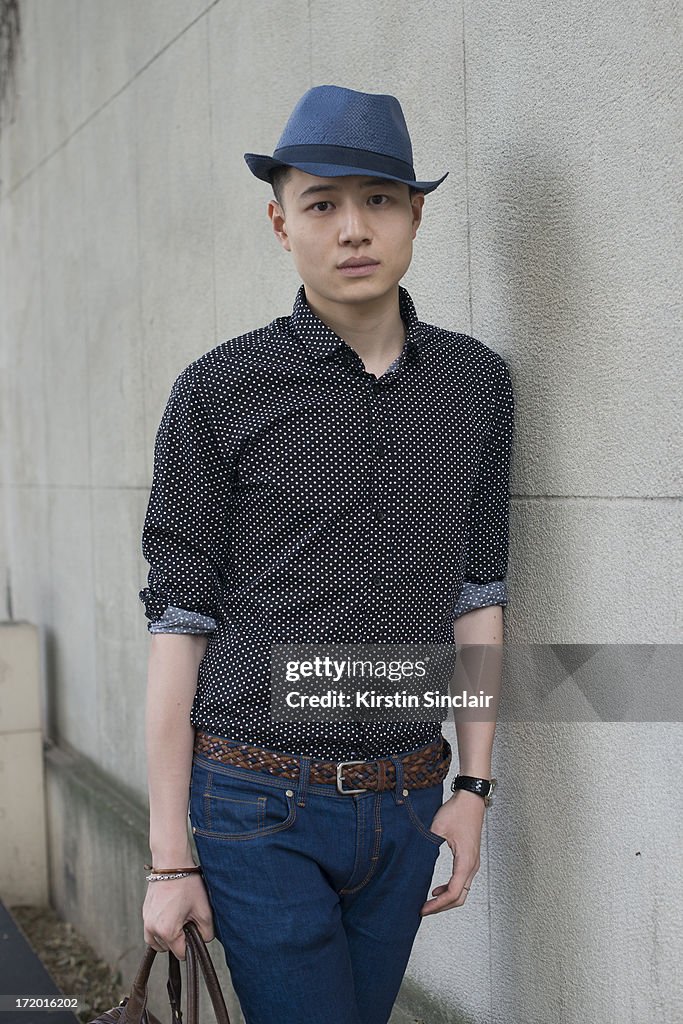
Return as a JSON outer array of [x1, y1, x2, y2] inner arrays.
[[244, 85, 448, 195]]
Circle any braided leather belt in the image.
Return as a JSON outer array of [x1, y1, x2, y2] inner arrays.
[[194, 730, 452, 794]]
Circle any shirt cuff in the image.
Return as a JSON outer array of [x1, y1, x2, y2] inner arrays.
[[453, 579, 508, 619], [147, 604, 218, 635]]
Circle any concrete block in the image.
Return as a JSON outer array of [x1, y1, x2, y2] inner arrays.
[[0, 622, 41, 733], [508, 497, 682, 642], [39, 139, 90, 488], [0, 622, 47, 905], [82, 87, 147, 489], [4, 485, 51, 636], [464, 1, 681, 497], [135, 18, 215, 473], [0, 491, 8, 621], [0, 729, 48, 905], [91, 488, 152, 803], [45, 488, 98, 759]]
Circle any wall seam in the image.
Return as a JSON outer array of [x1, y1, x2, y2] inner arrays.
[[77, 2, 102, 756], [462, 0, 473, 338], [133, 35, 148, 483], [206, 10, 218, 345]]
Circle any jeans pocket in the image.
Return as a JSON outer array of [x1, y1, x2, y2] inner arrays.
[[192, 766, 297, 842], [403, 787, 447, 846]]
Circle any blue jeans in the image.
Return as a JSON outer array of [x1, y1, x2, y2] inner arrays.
[[189, 739, 448, 1024]]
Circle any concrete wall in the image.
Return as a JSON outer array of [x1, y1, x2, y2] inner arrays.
[[0, 2, 680, 1022], [0, 623, 48, 905]]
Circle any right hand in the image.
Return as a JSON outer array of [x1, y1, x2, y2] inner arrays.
[[143, 874, 215, 960]]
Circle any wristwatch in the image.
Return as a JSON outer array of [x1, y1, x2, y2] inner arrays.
[[450, 774, 497, 808]]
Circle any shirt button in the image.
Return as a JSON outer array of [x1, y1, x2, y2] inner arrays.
[[376, 443, 385, 459], [374, 509, 386, 523], [370, 572, 383, 587]]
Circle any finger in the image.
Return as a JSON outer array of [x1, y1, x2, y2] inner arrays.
[[430, 877, 472, 900], [430, 876, 473, 901], [462, 869, 478, 894], [143, 929, 166, 953], [421, 875, 471, 916], [431, 861, 473, 900], [421, 890, 466, 915]]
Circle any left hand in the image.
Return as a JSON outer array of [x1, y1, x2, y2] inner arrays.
[[420, 789, 486, 915]]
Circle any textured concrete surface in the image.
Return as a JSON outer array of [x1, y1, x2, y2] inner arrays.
[[0, 623, 48, 905], [0, 1, 680, 1022]]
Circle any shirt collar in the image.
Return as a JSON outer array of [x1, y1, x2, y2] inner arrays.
[[289, 284, 424, 363]]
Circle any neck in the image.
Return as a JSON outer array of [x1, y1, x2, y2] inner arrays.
[[303, 284, 406, 375]]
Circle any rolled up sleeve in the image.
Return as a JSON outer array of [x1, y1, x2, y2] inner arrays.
[[139, 365, 233, 633], [454, 358, 515, 619]]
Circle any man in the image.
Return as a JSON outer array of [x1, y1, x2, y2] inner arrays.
[[140, 85, 514, 1024]]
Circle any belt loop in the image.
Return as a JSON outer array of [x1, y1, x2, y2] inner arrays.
[[391, 755, 405, 804], [296, 756, 311, 807]]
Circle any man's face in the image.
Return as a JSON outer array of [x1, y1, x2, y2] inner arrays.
[[267, 169, 424, 310]]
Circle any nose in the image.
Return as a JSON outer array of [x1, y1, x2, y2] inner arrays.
[[338, 202, 372, 246]]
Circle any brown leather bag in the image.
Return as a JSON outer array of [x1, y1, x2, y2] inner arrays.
[[88, 921, 231, 1024]]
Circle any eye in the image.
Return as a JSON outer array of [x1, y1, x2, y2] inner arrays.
[[309, 200, 333, 212], [368, 194, 389, 206]]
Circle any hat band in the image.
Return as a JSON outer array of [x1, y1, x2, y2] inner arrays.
[[273, 144, 416, 181]]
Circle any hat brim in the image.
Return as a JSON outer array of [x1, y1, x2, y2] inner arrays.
[[244, 153, 448, 195]]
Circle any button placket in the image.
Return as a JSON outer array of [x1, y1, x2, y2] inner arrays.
[[368, 381, 388, 530]]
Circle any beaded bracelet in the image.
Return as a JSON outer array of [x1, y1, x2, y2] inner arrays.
[[146, 871, 199, 882]]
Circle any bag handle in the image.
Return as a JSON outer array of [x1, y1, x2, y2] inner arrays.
[[121, 923, 231, 1024], [184, 921, 231, 1024]]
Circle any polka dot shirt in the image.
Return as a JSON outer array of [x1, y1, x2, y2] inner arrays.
[[139, 285, 514, 759]]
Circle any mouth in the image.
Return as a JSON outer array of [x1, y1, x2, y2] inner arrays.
[[337, 257, 381, 277]]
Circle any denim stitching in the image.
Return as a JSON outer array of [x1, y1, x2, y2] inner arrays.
[[404, 792, 445, 846], [338, 795, 366, 894], [203, 771, 214, 830], [339, 794, 383, 895], [192, 793, 297, 842], [194, 768, 297, 841]]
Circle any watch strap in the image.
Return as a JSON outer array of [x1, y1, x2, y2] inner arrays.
[[450, 774, 497, 806]]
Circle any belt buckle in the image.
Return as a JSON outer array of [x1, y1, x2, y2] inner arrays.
[[336, 760, 368, 795]]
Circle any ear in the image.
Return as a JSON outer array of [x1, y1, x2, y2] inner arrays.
[[410, 192, 425, 239], [267, 199, 291, 252]]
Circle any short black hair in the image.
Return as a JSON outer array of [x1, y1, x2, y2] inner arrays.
[[270, 166, 292, 208], [269, 166, 422, 210]]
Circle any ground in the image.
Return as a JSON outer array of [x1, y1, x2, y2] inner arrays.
[[9, 905, 124, 1024]]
